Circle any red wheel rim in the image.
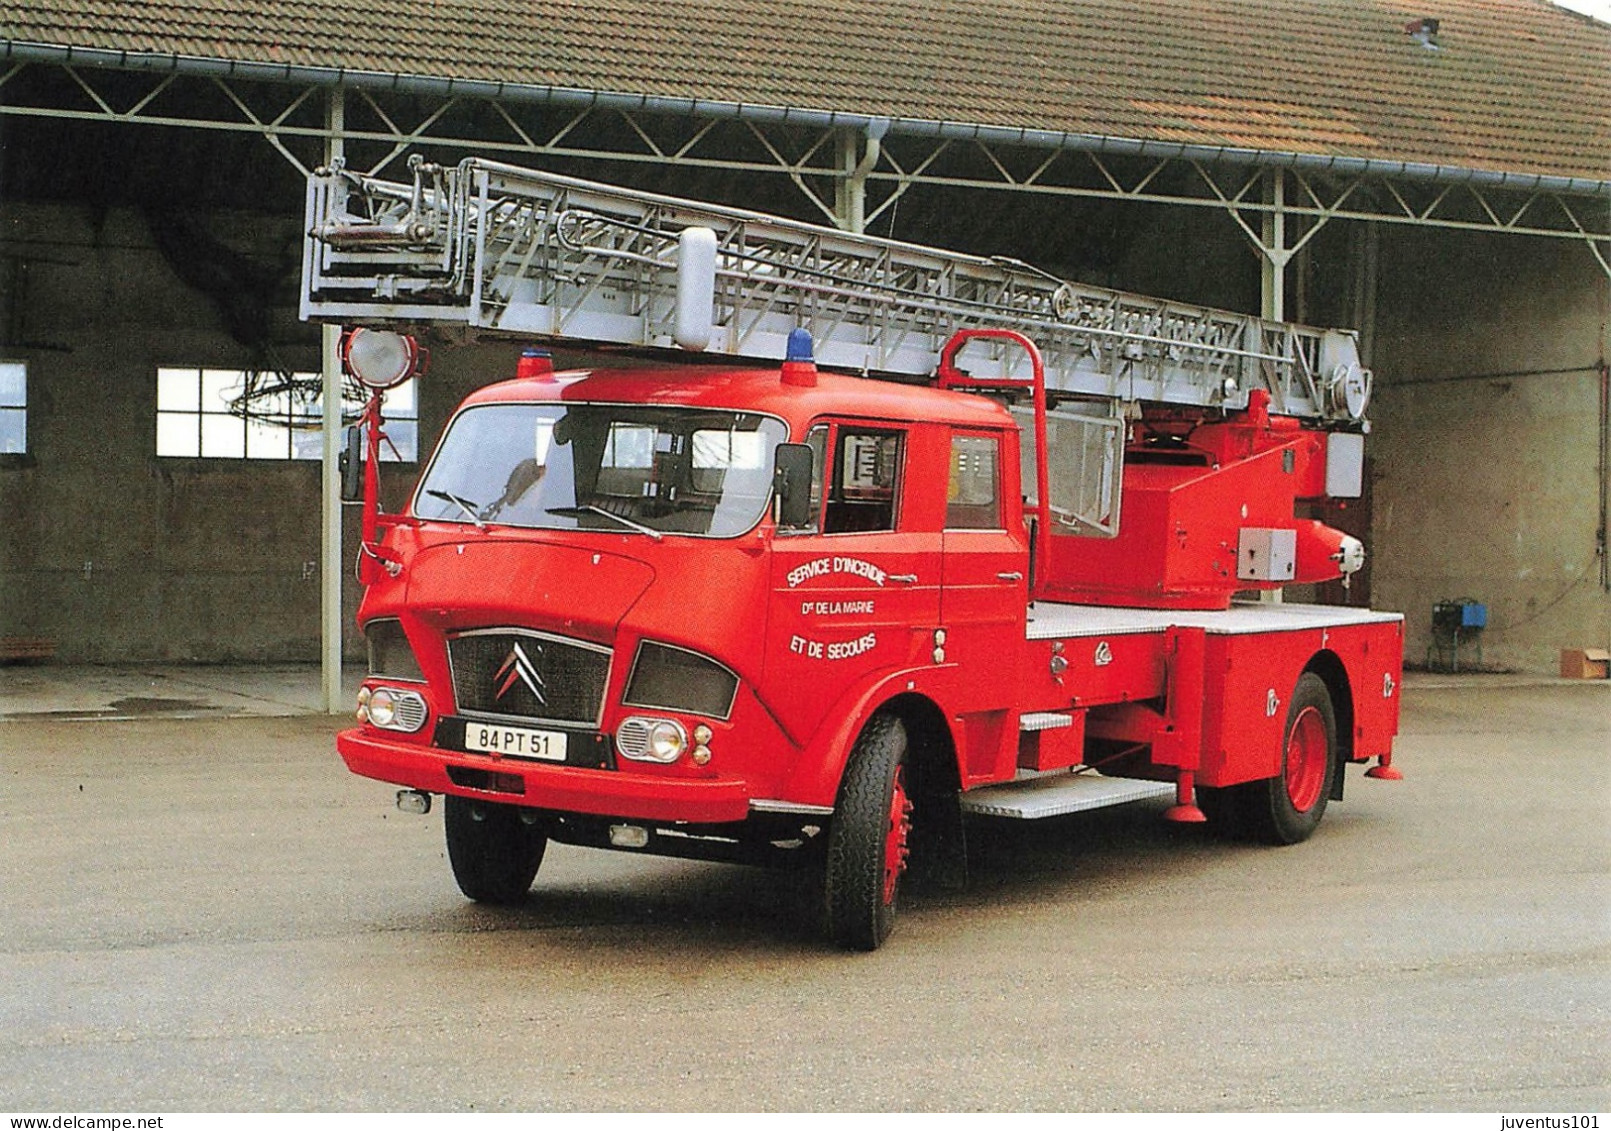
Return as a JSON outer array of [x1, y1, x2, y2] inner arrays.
[[1285, 705, 1327, 812], [882, 766, 913, 905]]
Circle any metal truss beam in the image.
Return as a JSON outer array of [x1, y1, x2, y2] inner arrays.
[[2, 59, 1606, 274], [869, 138, 1610, 255]]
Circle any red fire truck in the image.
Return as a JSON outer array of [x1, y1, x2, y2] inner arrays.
[[307, 159, 1403, 950]]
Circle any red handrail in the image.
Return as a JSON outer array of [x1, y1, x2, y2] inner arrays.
[[936, 329, 1051, 602], [355, 391, 407, 584]]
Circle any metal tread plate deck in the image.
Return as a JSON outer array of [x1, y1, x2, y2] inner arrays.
[[960, 771, 1176, 819], [1026, 600, 1404, 641]]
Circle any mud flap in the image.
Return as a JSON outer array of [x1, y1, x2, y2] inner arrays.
[[908, 787, 968, 890]]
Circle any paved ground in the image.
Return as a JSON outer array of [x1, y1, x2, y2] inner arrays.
[[1, 671, 1607, 1112], [0, 662, 366, 720]]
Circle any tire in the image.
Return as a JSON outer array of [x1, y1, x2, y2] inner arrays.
[[443, 794, 548, 904], [1244, 671, 1338, 845], [824, 713, 912, 951]]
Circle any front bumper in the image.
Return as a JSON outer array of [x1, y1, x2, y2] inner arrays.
[[338, 727, 753, 824]]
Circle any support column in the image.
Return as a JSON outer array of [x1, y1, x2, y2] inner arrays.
[[320, 89, 346, 714], [834, 130, 866, 234], [1261, 170, 1288, 322], [1259, 170, 1289, 605]]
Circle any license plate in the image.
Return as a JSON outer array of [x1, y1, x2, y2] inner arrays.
[[464, 722, 569, 762]]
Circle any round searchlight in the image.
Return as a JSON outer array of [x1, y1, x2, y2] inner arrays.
[[343, 328, 424, 390]]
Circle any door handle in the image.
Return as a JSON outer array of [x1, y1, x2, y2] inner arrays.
[[888, 573, 919, 584], [996, 571, 1024, 581]]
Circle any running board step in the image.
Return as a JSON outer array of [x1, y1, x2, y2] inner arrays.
[[1019, 711, 1074, 732], [959, 772, 1176, 820]]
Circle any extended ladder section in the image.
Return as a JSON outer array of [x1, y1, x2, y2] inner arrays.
[[303, 157, 1372, 426]]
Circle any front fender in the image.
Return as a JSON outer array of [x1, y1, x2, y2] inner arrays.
[[777, 664, 959, 808]]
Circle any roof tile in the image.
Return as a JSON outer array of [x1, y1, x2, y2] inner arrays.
[[0, 0, 1605, 180]]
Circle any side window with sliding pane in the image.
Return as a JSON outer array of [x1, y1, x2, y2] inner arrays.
[[805, 425, 828, 531], [947, 434, 1001, 529], [825, 428, 903, 534]]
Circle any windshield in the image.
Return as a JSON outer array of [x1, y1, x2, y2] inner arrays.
[[414, 402, 788, 538]]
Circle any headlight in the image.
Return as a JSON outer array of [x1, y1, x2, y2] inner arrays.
[[648, 720, 687, 761], [361, 686, 429, 734], [369, 688, 398, 728], [616, 716, 687, 763]]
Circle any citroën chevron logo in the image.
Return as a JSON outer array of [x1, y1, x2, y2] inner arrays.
[[494, 642, 547, 705]]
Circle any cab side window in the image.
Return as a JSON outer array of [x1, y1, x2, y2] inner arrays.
[[825, 428, 903, 534], [946, 434, 1001, 529]]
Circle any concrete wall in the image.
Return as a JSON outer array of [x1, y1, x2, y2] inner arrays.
[[0, 203, 470, 661], [0, 202, 327, 661], [1370, 227, 1610, 672], [0, 199, 641, 662]]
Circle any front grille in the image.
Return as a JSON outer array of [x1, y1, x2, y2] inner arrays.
[[449, 630, 612, 726]]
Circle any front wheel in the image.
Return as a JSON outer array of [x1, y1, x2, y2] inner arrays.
[[823, 713, 912, 951], [444, 795, 548, 904], [1245, 672, 1338, 845]]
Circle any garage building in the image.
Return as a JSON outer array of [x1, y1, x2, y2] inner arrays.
[[0, 0, 1606, 698]]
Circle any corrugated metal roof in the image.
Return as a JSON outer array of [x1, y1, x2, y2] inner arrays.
[[1, 0, 1607, 184]]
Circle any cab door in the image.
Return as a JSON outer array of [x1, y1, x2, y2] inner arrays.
[[939, 428, 1029, 779], [764, 420, 943, 745]]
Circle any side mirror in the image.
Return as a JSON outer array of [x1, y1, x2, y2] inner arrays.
[[339, 425, 364, 502], [772, 442, 815, 529]]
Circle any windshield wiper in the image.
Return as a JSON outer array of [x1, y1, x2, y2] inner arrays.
[[425, 489, 487, 530], [545, 504, 663, 541]]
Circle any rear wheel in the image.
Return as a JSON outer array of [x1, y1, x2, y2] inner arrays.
[[824, 713, 912, 951], [444, 795, 548, 904], [1245, 672, 1338, 845]]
